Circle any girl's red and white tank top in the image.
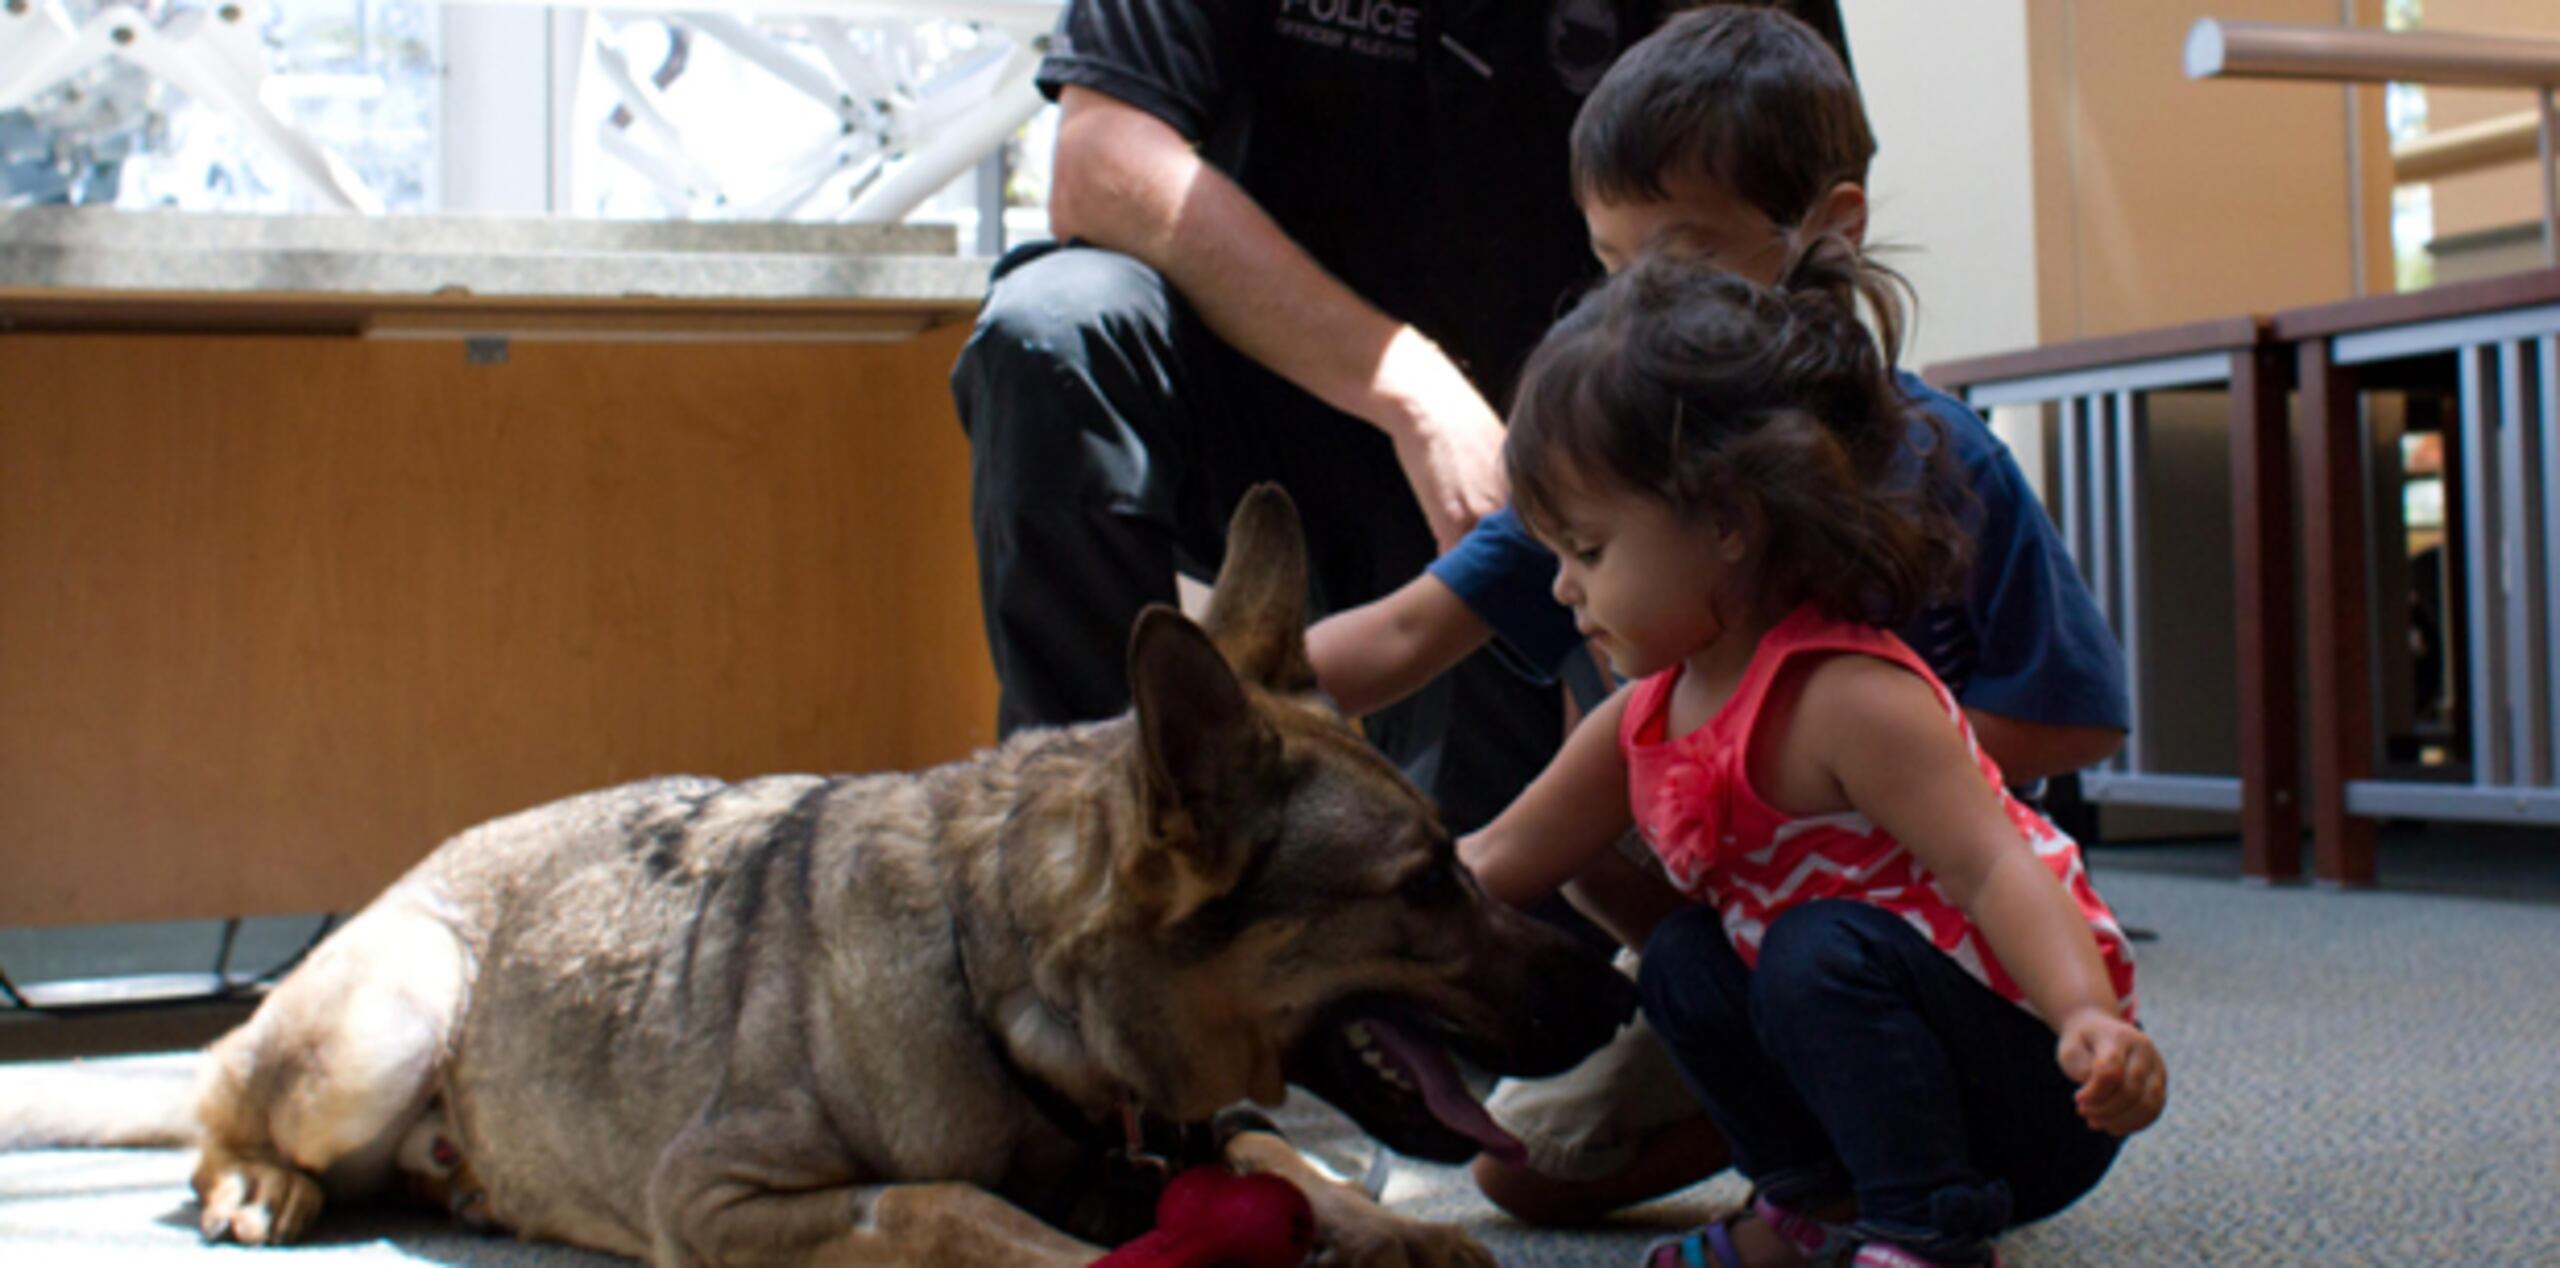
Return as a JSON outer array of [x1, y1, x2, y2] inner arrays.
[[1621, 603, 2138, 1020]]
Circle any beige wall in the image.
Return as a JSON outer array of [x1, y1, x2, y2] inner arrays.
[[1845, 2, 2393, 362], [1839, 2, 2040, 369], [2029, 0, 2391, 340]]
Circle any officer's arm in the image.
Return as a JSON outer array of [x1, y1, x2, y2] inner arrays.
[[1049, 86, 1504, 546]]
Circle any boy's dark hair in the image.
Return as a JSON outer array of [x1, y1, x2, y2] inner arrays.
[[1505, 239, 1968, 631], [1574, 6, 1873, 232]]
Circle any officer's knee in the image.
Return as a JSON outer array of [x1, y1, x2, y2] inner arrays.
[[952, 247, 1172, 470], [963, 247, 1164, 374]]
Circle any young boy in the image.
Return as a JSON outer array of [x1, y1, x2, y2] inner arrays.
[[1302, 7, 2131, 1232]]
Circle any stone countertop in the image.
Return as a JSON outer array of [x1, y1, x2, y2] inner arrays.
[[0, 208, 994, 307]]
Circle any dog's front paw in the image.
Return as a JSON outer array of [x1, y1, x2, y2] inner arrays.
[[1313, 1211, 1497, 1268], [196, 1156, 325, 1246]]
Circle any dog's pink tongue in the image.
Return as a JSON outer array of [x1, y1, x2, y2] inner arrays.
[[1361, 1017, 1528, 1167]]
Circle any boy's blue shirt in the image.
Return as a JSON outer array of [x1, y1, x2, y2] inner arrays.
[[1430, 372, 2131, 732]]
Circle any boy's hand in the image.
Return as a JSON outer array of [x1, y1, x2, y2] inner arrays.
[[2055, 1009, 2166, 1136]]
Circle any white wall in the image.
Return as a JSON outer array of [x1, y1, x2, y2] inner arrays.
[[1839, 2, 2040, 371]]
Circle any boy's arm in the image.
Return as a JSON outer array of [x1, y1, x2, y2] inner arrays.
[[1306, 507, 1584, 718], [1305, 575, 1492, 720], [1805, 658, 2165, 1135], [1049, 87, 1504, 549], [1458, 689, 1635, 908], [1966, 711, 2127, 785]]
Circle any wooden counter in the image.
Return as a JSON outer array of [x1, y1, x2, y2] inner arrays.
[[0, 213, 999, 926]]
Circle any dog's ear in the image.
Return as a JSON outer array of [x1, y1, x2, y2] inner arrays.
[[1199, 484, 1319, 696], [1127, 605, 1277, 915]]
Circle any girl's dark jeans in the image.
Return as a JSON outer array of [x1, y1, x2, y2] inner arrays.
[[1639, 899, 2125, 1263]]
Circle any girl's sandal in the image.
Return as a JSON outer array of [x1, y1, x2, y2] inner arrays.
[[1641, 1192, 1853, 1268], [1641, 1217, 1748, 1268], [1848, 1244, 2004, 1268]]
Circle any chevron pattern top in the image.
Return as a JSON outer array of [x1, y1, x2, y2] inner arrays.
[[1622, 603, 2137, 1021]]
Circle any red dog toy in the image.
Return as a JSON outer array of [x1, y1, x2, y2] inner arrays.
[[1090, 1165, 1316, 1268]]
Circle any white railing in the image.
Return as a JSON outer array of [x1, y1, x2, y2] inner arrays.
[[0, 0, 386, 212], [0, 0, 1059, 221]]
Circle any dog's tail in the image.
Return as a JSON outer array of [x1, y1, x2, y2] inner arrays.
[[0, 1057, 201, 1150]]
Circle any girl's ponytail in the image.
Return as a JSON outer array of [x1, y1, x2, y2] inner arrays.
[[1776, 233, 1972, 620], [1772, 231, 1914, 484], [1777, 230, 1906, 382]]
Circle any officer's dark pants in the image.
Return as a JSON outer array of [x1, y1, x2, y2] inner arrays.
[[950, 242, 1560, 832]]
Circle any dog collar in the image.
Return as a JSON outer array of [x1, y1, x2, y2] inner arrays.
[[946, 907, 1189, 1157]]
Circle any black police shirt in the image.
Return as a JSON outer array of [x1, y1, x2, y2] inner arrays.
[[1037, 1, 1852, 412], [1034, 0, 1632, 413]]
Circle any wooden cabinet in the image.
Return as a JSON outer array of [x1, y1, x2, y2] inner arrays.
[[0, 308, 996, 925]]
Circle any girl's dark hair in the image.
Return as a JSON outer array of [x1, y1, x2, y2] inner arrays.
[[1573, 5, 1874, 231], [1506, 238, 1970, 630]]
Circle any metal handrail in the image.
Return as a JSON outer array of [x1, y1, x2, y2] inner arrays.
[[2187, 18, 2560, 264], [2185, 19, 2560, 87], [2394, 110, 2538, 184]]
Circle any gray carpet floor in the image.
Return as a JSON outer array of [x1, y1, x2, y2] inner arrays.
[[4, 833, 2557, 1265]]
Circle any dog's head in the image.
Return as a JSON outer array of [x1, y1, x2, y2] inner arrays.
[[1092, 485, 1636, 1163]]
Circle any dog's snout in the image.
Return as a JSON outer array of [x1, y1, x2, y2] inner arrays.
[[1511, 942, 1637, 1074], [1599, 961, 1639, 1030], [1454, 905, 1641, 1078], [1589, 956, 1640, 1021]]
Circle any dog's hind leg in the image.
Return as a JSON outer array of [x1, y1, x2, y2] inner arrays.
[[192, 900, 469, 1245]]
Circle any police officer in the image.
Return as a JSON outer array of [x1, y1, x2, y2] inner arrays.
[[951, 1, 1848, 834]]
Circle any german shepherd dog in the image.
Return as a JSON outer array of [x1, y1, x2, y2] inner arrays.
[[1, 486, 1635, 1266]]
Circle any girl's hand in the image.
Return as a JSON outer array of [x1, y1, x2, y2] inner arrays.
[[2055, 1009, 2166, 1136]]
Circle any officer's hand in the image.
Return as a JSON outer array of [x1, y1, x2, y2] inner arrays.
[[1377, 329, 1506, 551]]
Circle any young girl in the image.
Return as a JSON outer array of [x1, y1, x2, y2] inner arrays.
[[1457, 244, 2165, 1268]]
